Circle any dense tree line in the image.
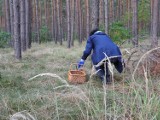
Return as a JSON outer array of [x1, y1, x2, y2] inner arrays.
[[0, 0, 159, 59]]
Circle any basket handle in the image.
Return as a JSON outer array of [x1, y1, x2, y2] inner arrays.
[[70, 63, 84, 71]]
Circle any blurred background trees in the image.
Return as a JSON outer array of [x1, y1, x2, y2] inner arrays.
[[0, 0, 159, 59]]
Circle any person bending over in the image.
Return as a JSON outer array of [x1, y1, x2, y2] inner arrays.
[[78, 28, 124, 84]]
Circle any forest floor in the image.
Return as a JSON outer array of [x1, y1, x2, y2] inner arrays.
[[1, 41, 160, 120]]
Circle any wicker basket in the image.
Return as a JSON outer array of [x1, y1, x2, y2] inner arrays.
[[68, 63, 86, 84]]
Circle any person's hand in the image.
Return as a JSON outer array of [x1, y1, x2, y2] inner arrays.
[[78, 59, 85, 69]]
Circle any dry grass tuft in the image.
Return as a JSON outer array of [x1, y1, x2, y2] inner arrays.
[[10, 111, 35, 120], [1, 42, 160, 120]]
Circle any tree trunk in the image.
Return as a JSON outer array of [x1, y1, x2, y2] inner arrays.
[[25, 0, 29, 49], [66, 0, 71, 48], [117, 0, 121, 20], [13, 0, 21, 60], [45, 1, 48, 42], [35, 0, 40, 43], [70, 0, 75, 46], [9, 0, 14, 47], [53, 0, 58, 44], [29, 0, 32, 48], [5, 0, 12, 46], [151, 0, 158, 48], [5, 0, 11, 33], [82, 12, 85, 40], [59, 0, 64, 42], [77, 0, 82, 43], [56, 0, 62, 45], [85, 0, 90, 38], [104, 0, 109, 34], [74, 0, 78, 39], [31, 0, 35, 42], [3, 1, 6, 30], [90, 0, 99, 30], [127, 0, 131, 29], [39, 1, 42, 27], [121, 0, 124, 18], [51, 0, 55, 41], [25, 0, 32, 49], [20, 0, 26, 51], [132, 0, 138, 47], [110, 0, 114, 22], [44, 0, 47, 27], [99, 0, 104, 25]]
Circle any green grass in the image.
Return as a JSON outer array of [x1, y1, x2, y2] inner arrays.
[[0, 41, 160, 120]]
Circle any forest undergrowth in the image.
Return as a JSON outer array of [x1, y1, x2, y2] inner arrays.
[[0, 41, 160, 120]]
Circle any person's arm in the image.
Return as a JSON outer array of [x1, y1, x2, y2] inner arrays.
[[81, 37, 93, 60], [78, 37, 93, 69]]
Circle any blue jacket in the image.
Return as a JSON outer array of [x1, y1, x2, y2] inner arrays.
[[81, 32, 123, 72]]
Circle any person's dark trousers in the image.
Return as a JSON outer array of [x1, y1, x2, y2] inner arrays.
[[95, 57, 123, 84], [95, 62, 111, 84]]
